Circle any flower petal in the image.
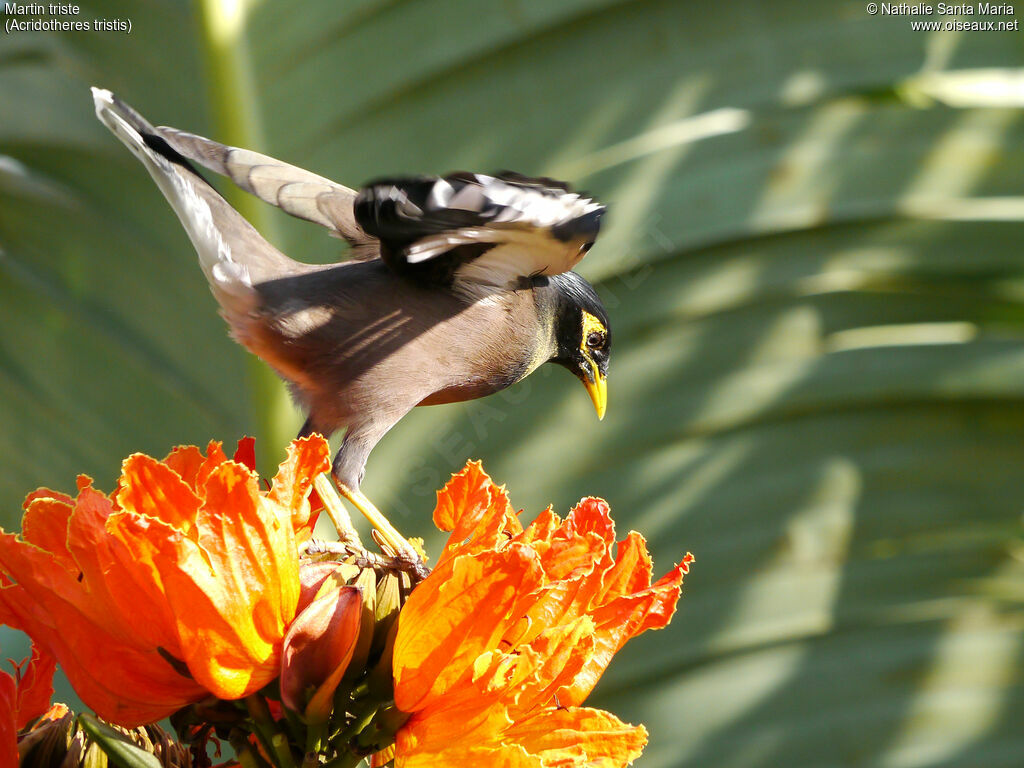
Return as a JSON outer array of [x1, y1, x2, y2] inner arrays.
[[0, 539, 206, 725], [599, 532, 654, 604], [559, 554, 694, 706], [2, 438, 320, 726], [116, 454, 201, 533], [505, 618, 595, 719], [397, 683, 511, 757], [15, 644, 57, 729], [195, 440, 230, 490], [504, 707, 648, 767], [20, 494, 75, 574], [69, 484, 182, 651], [22, 488, 73, 508], [392, 463, 691, 768], [434, 462, 521, 565], [162, 445, 207, 490], [394, 546, 544, 713], [397, 745, 540, 768], [120, 460, 299, 699], [269, 435, 331, 542], [233, 437, 257, 472], [0, 667, 16, 768], [371, 744, 397, 767]]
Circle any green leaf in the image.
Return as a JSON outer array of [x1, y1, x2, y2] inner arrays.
[[76, 714, 161, 768]]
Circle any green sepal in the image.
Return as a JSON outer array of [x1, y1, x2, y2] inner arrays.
[[76, 714, 162, 768]]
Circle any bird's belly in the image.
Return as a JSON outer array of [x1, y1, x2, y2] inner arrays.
[[417, 370, 524, 406]]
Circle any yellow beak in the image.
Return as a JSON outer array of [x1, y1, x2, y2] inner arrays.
[[583, 364, 608, 421]]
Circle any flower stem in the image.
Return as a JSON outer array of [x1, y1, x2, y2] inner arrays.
[[333, 697, 380, 746], [230, 731, 272, 768], [272, 733, 299, 768], [193, 0, 297, 472], [305, 719, 328, 755], [245, 695, 297, 768], [354, 705, 409, 753], [322, 751, 367, 768]]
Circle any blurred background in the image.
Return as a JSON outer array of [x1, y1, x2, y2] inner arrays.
[[3, 1, 1024, 765]]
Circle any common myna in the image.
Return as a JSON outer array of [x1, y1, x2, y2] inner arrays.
[[92, 88, 611, 537]]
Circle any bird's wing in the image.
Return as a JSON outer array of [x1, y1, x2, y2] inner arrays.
[[155, 126, 377, 257], [353, 172, 605, 296]]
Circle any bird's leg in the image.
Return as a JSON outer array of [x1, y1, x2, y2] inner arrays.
[[312, 474, 363, 548], [330, 438, 429, 580], [332, 479, 428, 579]]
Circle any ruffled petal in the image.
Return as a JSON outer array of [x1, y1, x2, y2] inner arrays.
[[392, 461, 690, 768], [0, 438, 318, 726], [233, 436, 257, 472], [15, 644, 57, 728], [268, 435, 331, 542], [394, 546, 544, 713], [434, 462, 521, 565], [505, 707, 648, 767], [117, 454, 201, 532], [123, 461, 299, 699], [162, 445, 207, 490], [559, 554, 694, 706], [19, 494, 75, 574], [0, 669, 16, 768], [397, 744, 540, 768]]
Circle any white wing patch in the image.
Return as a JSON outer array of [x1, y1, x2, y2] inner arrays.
[[472, 174, 602, 228], [421, 175, 600, 293], [355, 170, 605, 295]]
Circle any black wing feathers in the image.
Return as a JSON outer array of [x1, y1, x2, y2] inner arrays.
[[353, 171, 605, 289]]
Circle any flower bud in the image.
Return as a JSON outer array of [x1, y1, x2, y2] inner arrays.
[[16, 704, 74, 768], [281, 576, 363, 723]]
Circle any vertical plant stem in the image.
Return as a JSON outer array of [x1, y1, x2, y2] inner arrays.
[[245, 695, 298, 768], [230, 730, 273, 768], [192, 0, 297, 471], [322, 751, 367, 768]]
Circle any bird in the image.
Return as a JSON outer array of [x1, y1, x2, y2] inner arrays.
[[91, 87, 611, 545]]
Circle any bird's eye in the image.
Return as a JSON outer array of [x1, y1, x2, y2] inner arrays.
[[586, 331, 604, 349]]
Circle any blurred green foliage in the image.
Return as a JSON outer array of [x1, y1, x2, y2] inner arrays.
[[2, 1, 1024, 765]]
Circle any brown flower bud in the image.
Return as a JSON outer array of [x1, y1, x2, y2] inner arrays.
[[281, 571, 363, 723]]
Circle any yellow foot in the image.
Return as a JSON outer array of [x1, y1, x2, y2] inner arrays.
[[335, 482, 427, 577]]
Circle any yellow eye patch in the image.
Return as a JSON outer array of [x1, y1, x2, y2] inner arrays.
[[580, 311, 607, 355]]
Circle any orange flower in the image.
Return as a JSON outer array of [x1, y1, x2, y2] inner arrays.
[[0, 437, 329, 726], [391, 462, 693, 767], [0, 643, 57, 764]]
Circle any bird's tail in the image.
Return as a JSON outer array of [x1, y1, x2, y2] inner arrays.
[[91, 87, 295, 343]]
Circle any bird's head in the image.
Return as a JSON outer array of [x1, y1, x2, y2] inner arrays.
[[549, 272, 611, 420]]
